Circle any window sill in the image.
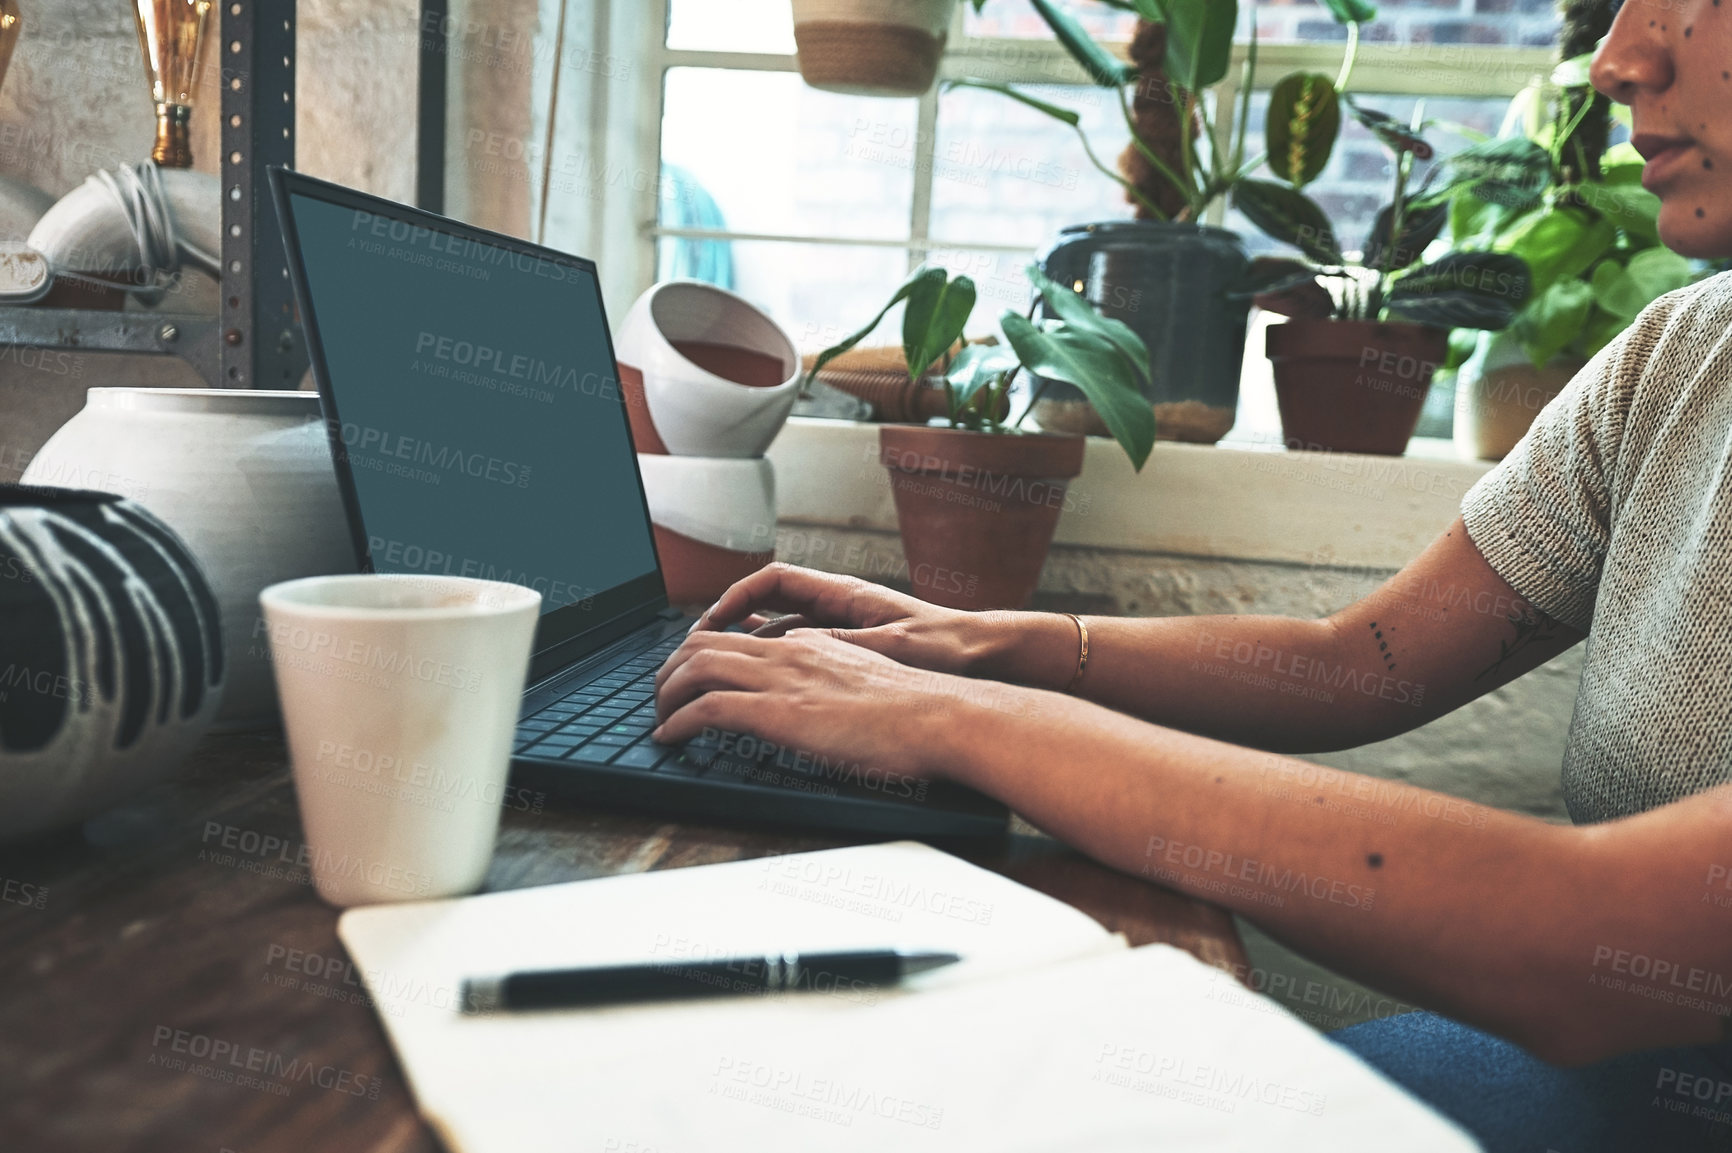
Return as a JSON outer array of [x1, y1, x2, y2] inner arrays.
[[765, 418, 1495, 570]]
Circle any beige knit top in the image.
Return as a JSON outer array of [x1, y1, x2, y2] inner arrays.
[[1461, 271, 1732, 824]]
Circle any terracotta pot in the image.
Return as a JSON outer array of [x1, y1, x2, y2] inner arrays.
[[791, 0, 956, 97], [879, 425, 1084, 612], [1266, 318, 1448, 456], [1452, 328, 1583, 461]]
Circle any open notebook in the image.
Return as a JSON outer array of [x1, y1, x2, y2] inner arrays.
[[338, 841, 1478, 1153]]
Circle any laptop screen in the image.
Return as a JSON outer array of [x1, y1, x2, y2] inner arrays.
[[276, 175, 665, 662]]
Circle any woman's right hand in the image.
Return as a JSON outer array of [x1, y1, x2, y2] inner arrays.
[[688, 562, 990, 677]]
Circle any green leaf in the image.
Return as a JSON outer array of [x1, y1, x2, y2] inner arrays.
[[1551, 53, 1593, 88], [1447, 189, 1503, 249], [1385, 251, 1531, 329], [1162, 0, 1238, 91], [945, 343, 1020, 411], [1576, 182, 1661, 244], [1595, 248, 1693, 320], [1512, 278, 1594, 366], [1024, 262, 1151, 383], [803, 266, 941, 388], [1318, 0, 1376, 23], [1030, 0, 1137, 87], [1365, 195, 1449, 272], [1266, 72, 1340, 188], [1225, 256, 1320, 299], [1002, 312, 1155, 471], [1232, 179, 1343, 263], [942, 78, 1080, 127], [1491, 204, 1616, 298], [1446, 137, 1551, 209], [902, 272, 976, 385], [1345, 97, 1434, 159]]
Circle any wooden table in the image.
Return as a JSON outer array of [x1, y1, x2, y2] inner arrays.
[[0, 731, 1246, 1153]]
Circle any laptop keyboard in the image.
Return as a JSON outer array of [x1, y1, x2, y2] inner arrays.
[[513, 634, 704, 773]]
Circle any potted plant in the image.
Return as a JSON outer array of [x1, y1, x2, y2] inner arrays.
[[803, 263, 1155, 611], [1435, 16, 1699, 459], [1238, 98, 1532, 456], [792, 0, 980, 97], [948, 0, 1374, 444]]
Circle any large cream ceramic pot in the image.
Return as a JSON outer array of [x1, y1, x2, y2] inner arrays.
[[614, 281, 800, 459], [23, 389, 353, 727]]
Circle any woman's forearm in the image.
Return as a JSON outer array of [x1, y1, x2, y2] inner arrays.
[[961, 610, 1407, 753], [929, 692, 1731, 1064]]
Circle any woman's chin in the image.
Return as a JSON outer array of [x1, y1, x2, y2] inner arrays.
[[1656, 205, 1732, 261]]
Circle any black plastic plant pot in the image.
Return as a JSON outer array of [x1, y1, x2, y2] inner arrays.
[[1032, 221, 1250, 445]]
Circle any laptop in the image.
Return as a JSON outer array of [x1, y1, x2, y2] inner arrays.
[[268, 169, 1007, 838]]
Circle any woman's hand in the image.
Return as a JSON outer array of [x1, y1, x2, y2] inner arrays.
[[652, 626, 1045, 780], [689, 562, 988, 677]]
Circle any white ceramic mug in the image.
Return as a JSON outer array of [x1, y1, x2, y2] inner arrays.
[[258, 574, 541, 907], [614, 280, 801, 458]]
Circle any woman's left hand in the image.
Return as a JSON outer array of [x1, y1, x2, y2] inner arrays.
[[652, 628, 1039, 780]]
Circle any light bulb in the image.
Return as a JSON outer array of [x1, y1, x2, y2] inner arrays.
[[133, 0, 214, 168]]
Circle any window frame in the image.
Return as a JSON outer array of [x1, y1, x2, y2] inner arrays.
[[637, 6, 1556, 286]]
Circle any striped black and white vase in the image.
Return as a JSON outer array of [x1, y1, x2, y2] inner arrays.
[[0, 485, 223, 841]]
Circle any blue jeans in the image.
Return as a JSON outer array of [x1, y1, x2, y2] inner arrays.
[[1331, 1012, 1732, 1152]]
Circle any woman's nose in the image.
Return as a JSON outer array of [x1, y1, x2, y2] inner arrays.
[[1590, 0, 1676, 104]]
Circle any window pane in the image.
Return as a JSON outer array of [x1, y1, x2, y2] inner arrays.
[[965, 0, 1561, 48], [1244, 0, 1562, 48], [965, 0, 1138, 40], [667, 0, 795, 53], [661, 69, 916, 242], [655, 238, 915, 355], [928, 82, 1134, 249]]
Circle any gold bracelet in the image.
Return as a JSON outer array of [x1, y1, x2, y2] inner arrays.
[[1063, 613, 1089, 693]]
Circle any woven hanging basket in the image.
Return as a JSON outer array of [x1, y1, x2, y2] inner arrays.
[[791, 0, 956, 97]]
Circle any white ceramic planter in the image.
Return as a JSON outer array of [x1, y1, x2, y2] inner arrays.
[[614, 280, 800, 459], [1453, 329, 1583, 461], [635, 454, 778, 605], [22, 389, 354, 727]]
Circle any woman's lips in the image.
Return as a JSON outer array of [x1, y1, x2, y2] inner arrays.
[[1633, 134, 1696, 191]]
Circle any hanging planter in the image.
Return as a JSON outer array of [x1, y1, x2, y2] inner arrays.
[[791, 0, 958, 97]]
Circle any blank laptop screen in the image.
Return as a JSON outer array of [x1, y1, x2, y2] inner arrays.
[[285, 189, 659, 617]]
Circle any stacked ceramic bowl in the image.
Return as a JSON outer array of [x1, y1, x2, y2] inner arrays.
[[615, 281, 800, 607]]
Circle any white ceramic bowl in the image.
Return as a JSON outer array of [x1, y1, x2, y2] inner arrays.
[[635, 453, 777, 554], [614, 281, 800, 458]]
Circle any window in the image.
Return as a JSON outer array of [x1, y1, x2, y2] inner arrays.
[[645, 0, 1561, 444]]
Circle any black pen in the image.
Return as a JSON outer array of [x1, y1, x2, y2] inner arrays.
[[459, 948, 961, 1013]]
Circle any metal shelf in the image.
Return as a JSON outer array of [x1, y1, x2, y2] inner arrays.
[[2, 1, 305, 390], [0, 306, 220, 384], [5, 1, 449, 390]]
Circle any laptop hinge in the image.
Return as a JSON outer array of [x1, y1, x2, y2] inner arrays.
[[529, 601, 671, 683]]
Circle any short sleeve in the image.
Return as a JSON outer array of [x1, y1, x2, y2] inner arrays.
[[1459, 323, 1646, 631]]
